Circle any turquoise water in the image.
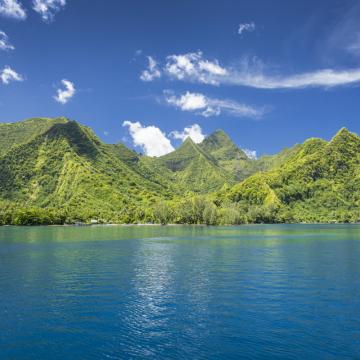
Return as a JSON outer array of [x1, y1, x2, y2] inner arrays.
[[1, 224, 360, 359]]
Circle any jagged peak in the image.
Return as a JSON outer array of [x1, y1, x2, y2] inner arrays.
[[162, 136, 201, 158], [182, 137, 196, 146], [323, 127, 360, 160], [329, 127, 360, 146], [43, 121, 102, 159], [203, 129, 233, 145], [208, 129, 228, 137], [332, 127, 357, 140], [200, 129, 248, 160]]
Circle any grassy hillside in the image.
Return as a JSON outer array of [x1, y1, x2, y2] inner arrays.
[[223, 129, 360, 222], [198, 129, 302, 181], [0, 119, 172, 224], [0, 117, 68, 157], [0, 118, 359, 225], [155, 137, 236, 193], [199, 130, 251, 180]]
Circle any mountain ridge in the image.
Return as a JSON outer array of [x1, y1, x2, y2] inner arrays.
[[0, 117, 359, 225]]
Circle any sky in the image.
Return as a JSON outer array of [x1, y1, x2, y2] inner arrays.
[[1, 0, 360, 157]]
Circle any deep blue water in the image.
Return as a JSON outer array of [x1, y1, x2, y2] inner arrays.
[[1, 224, 360, 359]]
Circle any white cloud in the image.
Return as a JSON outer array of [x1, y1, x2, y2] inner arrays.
[[238, 22, 256, 35], [140, 56, 161, 81], [152, 51, 360, 89], [227, 64, 360, 89], [164, 90, 265, 119], [0, 0, 26, 19], [32, 0, 66, 22], [242, 148, 257, 159], [0, 31, 14, 50], [0, 66, 23, 84], [225, 56, 360, 88], [165, 51, 227, 85], [54, 79, 75, 104], [123, 121, 174, 157], [170, 124, 205, 144], [166, 91, 207, 111]]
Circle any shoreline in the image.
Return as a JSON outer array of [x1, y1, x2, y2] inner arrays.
[[1, 222, 360, 228]]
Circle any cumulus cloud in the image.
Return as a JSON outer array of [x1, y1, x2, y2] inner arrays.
[[140, 56, 161, 81], [0, 0, 26, 19], [0, 31, 14, 50], [170, 124, 205, 144], [54, 79, 75, 104], [0, 66, 23, 84], [123, 121, 174, 157], [242, 148, 257, 159], [32, 0, 66, 22], [165, 91, 207, 111], [238, 22, 256, 35], [165, 51, 227, 85], [164, 90, 265, 119]]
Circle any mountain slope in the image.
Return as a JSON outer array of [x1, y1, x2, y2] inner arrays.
[[156, 137, 235, 193], [199, 130, 248, 162], [198, 129, 303, 181], [199, 130, 254, 180], [0, 119, 172, 222], [0, 117, 68, 157], [1, 118, 359, 225], [225, 129, 360, 222]]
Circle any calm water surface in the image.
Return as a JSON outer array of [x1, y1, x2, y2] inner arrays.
[[1, 224, 360, 359]]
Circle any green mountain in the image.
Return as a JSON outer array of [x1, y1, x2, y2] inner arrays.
[[0, 118, 359, 225], [198, 129, 301, 180], [198, 129, 251, 180], [0, 117, 68, 157], [199, 129, 248, 161], [224, 129, 360, 222], [0, 119, 172, 224], [155, 137, 235, 193]]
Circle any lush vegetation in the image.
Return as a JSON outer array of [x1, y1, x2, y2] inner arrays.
[[0, 118, 359, 225]]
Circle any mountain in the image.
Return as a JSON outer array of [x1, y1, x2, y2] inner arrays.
[[156, 137, 235, 193], [0, 119, 172, 223], [199, 129, 248, 162], [198, 129, 302, 180], [0, 118, 359, 225], [198, 130, 252, 180], [0, 117, 68, 157], [224, 129, 360, 222]]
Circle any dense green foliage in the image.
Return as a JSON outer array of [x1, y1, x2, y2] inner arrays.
[[0, 118, 359, 225], [0, 117, 67, 157]]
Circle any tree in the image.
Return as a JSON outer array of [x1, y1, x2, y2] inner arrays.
[[152, 201, 173, 225]]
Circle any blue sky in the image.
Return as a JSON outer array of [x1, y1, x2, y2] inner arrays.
[[1, 0, 360, 157]]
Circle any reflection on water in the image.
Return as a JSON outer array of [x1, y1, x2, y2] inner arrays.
[[1, 225, 360, 359]]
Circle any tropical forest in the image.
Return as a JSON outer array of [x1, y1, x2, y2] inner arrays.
[[0, 117, 359, 225]]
